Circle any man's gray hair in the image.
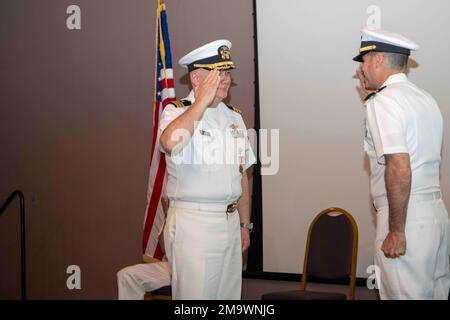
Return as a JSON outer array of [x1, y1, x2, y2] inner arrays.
[[383, 52, 409, 70]]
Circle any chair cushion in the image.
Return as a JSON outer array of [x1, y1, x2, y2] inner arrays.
[[261, 289, 346, 300], [150, 285, 172, 296]]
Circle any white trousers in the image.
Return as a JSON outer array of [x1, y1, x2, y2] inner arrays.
[[116, 261, 171, 300], [164, 205, 242, 300], [374, 198, 450, 300]]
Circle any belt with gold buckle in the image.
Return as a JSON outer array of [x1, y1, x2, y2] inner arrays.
[[226, 202, 238, 213]]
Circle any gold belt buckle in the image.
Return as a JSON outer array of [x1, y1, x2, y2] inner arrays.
[[226, 202, 237, 213]]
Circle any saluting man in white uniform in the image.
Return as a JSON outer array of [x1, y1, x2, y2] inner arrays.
[[354, 28, 450, 299], [158, 39, 256, 300]]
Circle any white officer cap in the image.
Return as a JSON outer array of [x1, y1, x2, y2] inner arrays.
[[353, 28, 419, 62], [178, 39, 235, 72]]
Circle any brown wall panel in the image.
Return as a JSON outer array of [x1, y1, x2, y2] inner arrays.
[[0, 0, 254, 299]]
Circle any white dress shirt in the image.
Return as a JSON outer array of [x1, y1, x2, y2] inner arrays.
[[159, 91, 256, 204], [364, 73, 443, 200]]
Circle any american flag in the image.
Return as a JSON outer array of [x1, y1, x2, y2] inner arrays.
[[142, 0, 176, 259]]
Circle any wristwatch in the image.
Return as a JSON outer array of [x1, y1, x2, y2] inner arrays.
[[240, 222, 254, 232]]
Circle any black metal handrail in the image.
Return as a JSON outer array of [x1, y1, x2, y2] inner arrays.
[[0, 190, 26, 300]]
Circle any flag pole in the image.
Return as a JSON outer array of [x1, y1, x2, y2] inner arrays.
[[152, 0, 161, 127]]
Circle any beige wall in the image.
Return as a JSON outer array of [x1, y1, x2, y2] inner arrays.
[[0, 0, 254, 299]]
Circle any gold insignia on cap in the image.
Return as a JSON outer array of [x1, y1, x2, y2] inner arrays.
[[193, 61, 235, 70], [359, 44, 377, 53], [218, 45, 231, 60]]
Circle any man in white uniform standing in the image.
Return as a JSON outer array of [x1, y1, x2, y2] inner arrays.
[[354, 28, 450, 299], [158, 39, 256, 300]]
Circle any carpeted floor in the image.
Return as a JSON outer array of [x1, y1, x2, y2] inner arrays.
[[242, 278, 379, 300]]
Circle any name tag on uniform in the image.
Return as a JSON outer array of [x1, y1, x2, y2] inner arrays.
[[199, 129, 211, 136]]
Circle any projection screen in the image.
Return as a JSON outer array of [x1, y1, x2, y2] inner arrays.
[[256, 0, 450, 277]]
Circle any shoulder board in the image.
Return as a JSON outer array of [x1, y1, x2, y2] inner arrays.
[[168, 99, 192, 108], [364, 86, 387, 102], [226, 104, 242, 114]]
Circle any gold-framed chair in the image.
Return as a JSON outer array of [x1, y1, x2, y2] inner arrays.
[[142, 254, 172, 300], [261, 207, 359, 300]]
